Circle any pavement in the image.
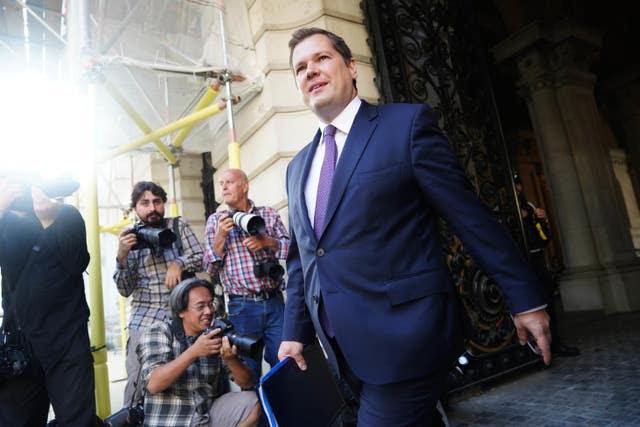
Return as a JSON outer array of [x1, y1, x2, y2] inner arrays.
[[446, 310, 640, 427], [101, 311, 640, 425]]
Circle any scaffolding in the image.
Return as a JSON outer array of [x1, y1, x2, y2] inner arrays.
[[0, 0, 260, 417]]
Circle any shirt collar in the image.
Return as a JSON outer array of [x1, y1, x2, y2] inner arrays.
[[318, 97, 362, 136], [224, 199, 256, 214]]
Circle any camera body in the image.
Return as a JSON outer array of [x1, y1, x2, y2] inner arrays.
[[204, 317, 264, 361], [130, 223, 176, 251], [253, 258, 284, 281], [9, 183, 33, 212], [103, 404, 144, 427], [0, 343, 29, 380]]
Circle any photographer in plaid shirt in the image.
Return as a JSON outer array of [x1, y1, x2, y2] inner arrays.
[[114, 181, 204, 407], [138, 278, 260, 427], [203, 169, 290, 382]]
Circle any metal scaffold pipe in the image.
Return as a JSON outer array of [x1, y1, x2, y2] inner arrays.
[[171, 82, 221, 149], [98, 102, 226, 163], [102, 79, 178, 165], [217, 0, 241, 169], [67, 0, 111, 417]]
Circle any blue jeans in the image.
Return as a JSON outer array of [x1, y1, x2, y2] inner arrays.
[[227, 293, 285, 384]]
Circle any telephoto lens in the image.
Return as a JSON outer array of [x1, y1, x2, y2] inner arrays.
[[231, 211, 266, 236]]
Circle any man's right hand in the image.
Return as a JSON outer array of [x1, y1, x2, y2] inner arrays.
[[192, 329, 223, 358], [0, 178, 25, 217], [216, 213, 234, 237], [117, 227, 137, 263], [278, 340, 307, 371], [213, 213, 234, 257]]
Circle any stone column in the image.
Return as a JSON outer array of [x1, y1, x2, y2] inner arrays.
[[607, 74, 640, 190], [550, 33, 640, 313], [610, 148, 640, 249], [514, 48, 603, 311], [494, 20, 640, 312]]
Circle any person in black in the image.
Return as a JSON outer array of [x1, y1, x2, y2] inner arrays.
[[514, 172, 579, 357], [0, 175, 98, 426]]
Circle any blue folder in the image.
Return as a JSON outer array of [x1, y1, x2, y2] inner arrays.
[[259, 342, 345, 427]]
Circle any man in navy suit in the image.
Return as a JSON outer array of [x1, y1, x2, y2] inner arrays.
[[278, 27, 552, 426]]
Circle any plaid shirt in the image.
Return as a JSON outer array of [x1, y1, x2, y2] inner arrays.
[[138, 321, 228, 427], [203, 201, 290, 295], [113, 217, 203, 331]]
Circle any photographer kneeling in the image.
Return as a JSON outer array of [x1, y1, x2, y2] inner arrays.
[[138, 278, 260, 427]]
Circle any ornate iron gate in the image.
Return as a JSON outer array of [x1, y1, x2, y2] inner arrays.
[[361, 0, 542, 393]]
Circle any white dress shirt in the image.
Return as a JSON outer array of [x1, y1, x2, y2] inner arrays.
[[305, 97, 362, 225]]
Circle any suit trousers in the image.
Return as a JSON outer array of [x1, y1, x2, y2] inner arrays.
[[330, 338, 448, 427]]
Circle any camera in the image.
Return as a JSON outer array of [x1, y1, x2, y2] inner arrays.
[[204, 317, 264, 360], [253, 258, 284, 282], [9, 183, 32, 212], [130, 223, 176, 250], [103, 405, 144, 427], [0, 343, 29, 380], [6, 174, 80, 212], [230, 210, 266, 236]]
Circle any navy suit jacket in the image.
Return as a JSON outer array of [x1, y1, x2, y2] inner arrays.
[[283, 101, 544, 385]]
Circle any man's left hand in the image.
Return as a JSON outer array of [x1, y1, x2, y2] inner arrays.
[[220, 336, 239, 362], [514, 309, 552, 365], [243, 235, 275, 253], [165, 262, 182, 290]]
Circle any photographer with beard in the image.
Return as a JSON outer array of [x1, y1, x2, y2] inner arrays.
[[138, 278, 260, 427], [0, 174, 98, 426], [114, 181, 204, 407]]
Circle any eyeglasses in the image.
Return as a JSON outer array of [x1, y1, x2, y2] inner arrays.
[[189, 301, 215, 313]]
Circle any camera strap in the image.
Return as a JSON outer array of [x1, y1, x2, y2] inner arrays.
[[172, 217, 184, 256], [1, 229, 44, 344]]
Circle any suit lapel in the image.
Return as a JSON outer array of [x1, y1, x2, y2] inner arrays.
[[321, 102, 378, 237], [297, 130, 322, 240]]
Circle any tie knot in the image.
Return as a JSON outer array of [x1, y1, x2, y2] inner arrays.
[[324, 125, 337, 138]]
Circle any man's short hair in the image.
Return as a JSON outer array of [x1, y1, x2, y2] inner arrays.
[[288, 27, 356, 90], [130, 181, 167, 208], [169, 278, 214, 317]]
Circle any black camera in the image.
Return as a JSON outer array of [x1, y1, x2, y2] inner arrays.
[[0, 343, 29, 380], [8, 183, 33, 212], [103, 404, 144, 427], [230, 210, 266, 236], [130, 223, 176, 250], [253, 258, 284, 282], [6, 174, 80, 212], [204, 317, 264, 360]]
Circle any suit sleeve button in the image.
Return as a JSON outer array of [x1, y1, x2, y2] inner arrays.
[[313, 295, 319, 303], [316, 248, 325, 256]]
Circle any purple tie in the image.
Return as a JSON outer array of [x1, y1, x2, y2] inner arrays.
[[314, 125, 338, 239], [314, 125, 337, 337]]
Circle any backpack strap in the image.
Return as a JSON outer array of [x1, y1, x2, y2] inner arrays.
[[172, 217, 183, 256]]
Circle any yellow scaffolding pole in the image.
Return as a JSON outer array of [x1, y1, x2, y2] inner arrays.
[[99, 216, 133, 236], [103, 79, 178, 165], [171, 82, 221, 149], [99, 101, 226, 163], [84, 83, 111, 418]]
